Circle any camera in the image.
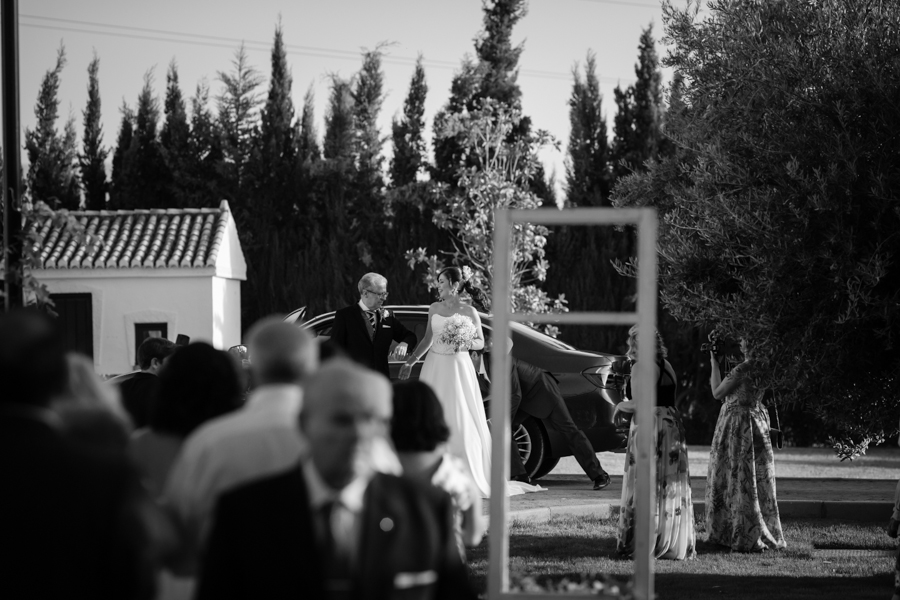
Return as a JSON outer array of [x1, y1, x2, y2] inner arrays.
[[700, 331, 722, 355]]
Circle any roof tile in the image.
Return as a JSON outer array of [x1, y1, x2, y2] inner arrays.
[[31, 201, 234, 270]]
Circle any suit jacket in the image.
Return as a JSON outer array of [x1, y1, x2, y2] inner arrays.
[[1, 407, 150, 600], [117, 371, 160, 429], [198, 467, 476, 600], [331, 305, 417, 378]]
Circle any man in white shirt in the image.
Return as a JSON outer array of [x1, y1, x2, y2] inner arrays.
[[163, 316, 318, 572]]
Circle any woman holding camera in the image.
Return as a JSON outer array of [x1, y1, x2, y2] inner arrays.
[[615, 326, 695, 560], [706, 339, 786, 552]]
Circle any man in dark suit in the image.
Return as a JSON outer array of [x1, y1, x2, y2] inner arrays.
[[198, 358, 476, 600], [0, 310, 153, 600], [331, 272, 417, 378], [477, 339, 611, 490], [117, 335, 176, 428]]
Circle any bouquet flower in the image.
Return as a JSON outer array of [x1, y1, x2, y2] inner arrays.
[[438, 314, 478, 353]]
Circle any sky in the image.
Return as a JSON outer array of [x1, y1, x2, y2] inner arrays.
[[9, 0, 677, 199]]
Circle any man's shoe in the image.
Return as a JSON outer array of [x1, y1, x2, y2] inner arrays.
[[593, 472, 611, 490], [511, 474, 532, 485]]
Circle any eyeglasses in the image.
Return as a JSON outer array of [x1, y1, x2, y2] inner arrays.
[[364, 289, 389, 299]]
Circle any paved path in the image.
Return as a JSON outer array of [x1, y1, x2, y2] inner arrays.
[[478, 446, 900, 521]]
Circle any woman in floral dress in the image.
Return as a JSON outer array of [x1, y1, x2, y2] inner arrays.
[[615, 326, 695, 559], [706, 339, 786, 552]]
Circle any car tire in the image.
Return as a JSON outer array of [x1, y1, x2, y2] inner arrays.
[[531, 456, 559, 480], [520, 417, 549, 480]]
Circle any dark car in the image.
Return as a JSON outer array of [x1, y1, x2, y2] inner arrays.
[[286, 305, 629, 480]]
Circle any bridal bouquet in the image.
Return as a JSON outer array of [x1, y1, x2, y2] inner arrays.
[[438, 314, 478, 353]]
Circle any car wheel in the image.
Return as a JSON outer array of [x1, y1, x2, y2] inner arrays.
[[531, 456, 559, 480], [520, 417, 549, 480]]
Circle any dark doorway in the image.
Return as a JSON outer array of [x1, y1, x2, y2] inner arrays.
[[50, 293, 94, 359]]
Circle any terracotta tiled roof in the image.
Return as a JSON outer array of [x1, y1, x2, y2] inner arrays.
[[33, 200, 234, 270]]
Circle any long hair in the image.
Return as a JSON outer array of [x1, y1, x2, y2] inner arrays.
[[438, 266, 490, 312], [625, 324, 668, 362]]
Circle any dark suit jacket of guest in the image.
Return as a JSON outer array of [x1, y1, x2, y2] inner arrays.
[[0, 407, 150, 600], [331, 304, 417, 378], [198, 467, 476, 600], [117, 371, 160, 429]]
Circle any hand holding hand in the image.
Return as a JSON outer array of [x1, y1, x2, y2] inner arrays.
[[393, 343, 408, 360]]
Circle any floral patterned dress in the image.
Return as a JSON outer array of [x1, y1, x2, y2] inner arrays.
[[705, 369, 786, 552], [617, 361, 695, 559]]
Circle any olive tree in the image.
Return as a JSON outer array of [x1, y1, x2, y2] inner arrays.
[[613, 0, 900, 458]]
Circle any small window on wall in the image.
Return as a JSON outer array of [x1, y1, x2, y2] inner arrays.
[[135, 323, 168, 367]]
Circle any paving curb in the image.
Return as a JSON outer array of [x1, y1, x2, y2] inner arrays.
[[508, 500, 893, 523]]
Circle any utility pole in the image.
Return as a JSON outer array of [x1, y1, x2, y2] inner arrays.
[[1, 0, 23, 310]]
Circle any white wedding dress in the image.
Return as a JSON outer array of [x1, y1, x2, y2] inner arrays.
[[419, 314, 543, 498]]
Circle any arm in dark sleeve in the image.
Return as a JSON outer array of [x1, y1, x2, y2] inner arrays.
[[390, 315, 417, 347], [509, 358, 523, 421], [330, 309, 350, 351]]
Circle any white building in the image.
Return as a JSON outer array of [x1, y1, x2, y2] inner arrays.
[[33, 200, 246, 376]]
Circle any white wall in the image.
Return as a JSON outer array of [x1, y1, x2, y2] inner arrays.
[[40, 268, 241, 376]]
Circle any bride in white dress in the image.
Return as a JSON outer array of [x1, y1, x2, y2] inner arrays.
[[399, 266, 543, 498]]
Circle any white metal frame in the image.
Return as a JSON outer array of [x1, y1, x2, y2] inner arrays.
[[488, 207, 658, 600]]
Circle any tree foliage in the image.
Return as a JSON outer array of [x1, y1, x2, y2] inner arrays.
[[407, 101, 566, 332], [613, 0, 900, 459], [217, 44, 263, 197], [79, 54, 107, 210], [25, 44, 80, 210], [611, 25, 665, 180], [390, 56, 429, 187]]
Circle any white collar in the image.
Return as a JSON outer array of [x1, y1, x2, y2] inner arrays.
[[303, 459, 371, 513], [244, 384, 302, 411], [357, 299, 375, 313]]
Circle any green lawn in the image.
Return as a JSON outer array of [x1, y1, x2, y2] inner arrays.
[[466, 515, 896, 599]]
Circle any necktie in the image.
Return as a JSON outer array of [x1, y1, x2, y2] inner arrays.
[[364, 309, 377, 338], [320, 500, 353, 593]]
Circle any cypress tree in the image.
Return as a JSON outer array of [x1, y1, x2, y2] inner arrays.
[[186, 80, 224, 208], [610, 25, 664, 180], [217, 44, 263, 199], [565, 51, 610, 207], [352, 48, 385, 186], [161, 60, 191, 207], [127, 70, 168, 208], [24, 44, 81, 210], [297, 84, 320, 164], [256, 22, 296, 174], [390, 56, 428, 188], [323, 76, 354, 161], [80, 54, 108, 210], [431, 57, 479, 185], [109, 101, 134, 209], [472, 0, 526, 110]]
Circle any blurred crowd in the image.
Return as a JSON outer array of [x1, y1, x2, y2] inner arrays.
[[0, 309, 480, 600]]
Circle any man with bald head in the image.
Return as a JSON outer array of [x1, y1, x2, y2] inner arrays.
[[164, 316, 319, 572], [198, 359, 476, 600], [331, 272, 417, 378]]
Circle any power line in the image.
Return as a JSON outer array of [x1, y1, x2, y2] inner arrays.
[[21, 14, 632, 86], [563, 0, 660, 8]]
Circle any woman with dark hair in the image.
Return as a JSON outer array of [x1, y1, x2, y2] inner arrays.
[[129, 342, 243, 498], [614, 325, 695, 560], [400, 266, 541, 497], [392, 380, 485, 555], [706, 338, 785, 552]]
